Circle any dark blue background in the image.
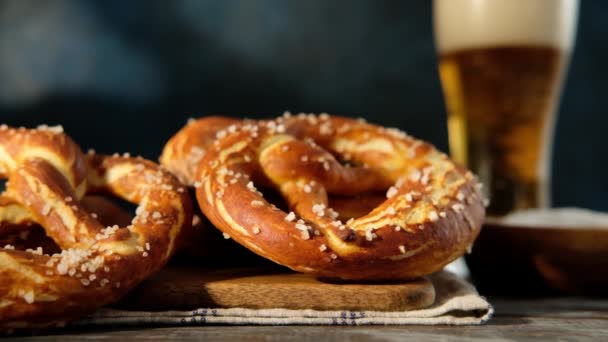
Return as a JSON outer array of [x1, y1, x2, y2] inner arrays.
[[0, 0, 605, 211]]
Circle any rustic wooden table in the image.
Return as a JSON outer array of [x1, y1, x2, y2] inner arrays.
[[11, 297, 608, 341]]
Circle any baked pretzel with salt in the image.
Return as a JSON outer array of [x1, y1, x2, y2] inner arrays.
[[191, 113, 484, 280], [0, 125, 192, 330]]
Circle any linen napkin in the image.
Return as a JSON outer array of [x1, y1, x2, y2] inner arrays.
[[74, 271, 493, 326]]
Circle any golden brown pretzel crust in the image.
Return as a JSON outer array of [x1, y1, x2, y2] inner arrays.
[[160, 117, 240, 186], [176, 113, 485, 280], [0, 125, 192, 330]]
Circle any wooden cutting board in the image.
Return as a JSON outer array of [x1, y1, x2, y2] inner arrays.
[[116, 266, 436, 312]]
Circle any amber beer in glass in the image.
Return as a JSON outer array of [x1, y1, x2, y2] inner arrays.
[[433, 0, 579, 216]]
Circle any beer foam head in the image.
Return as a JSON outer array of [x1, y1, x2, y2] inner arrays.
[[434, 0, 579, 53]]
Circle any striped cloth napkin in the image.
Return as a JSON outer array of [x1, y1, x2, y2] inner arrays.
[[74, 271, 493, 326]]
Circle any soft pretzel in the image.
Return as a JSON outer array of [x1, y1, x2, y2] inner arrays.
[[0, 125, 192, 330], [160, 117, 382, 265], [182, 113, 484, 280]]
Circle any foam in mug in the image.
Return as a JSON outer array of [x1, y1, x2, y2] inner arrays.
[[433, 0, 579, 53]]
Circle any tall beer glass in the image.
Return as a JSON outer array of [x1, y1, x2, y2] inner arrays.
[[433, 0, 579, 217]]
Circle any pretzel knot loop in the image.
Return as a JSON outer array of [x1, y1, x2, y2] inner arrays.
[[0, 125, 192, 330], [166, 114, 485, 281]]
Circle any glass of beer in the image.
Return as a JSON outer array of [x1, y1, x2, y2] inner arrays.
[[433, 0, 579, 217]]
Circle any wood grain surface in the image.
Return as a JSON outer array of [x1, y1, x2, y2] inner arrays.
[[115, 266, 435, 312]]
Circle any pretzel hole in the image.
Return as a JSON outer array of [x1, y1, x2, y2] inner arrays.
[[0, 226, 60, 254], [80, 195, 134, 227], [328, 192, 386, 221], [256, 185, 290, 212]]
